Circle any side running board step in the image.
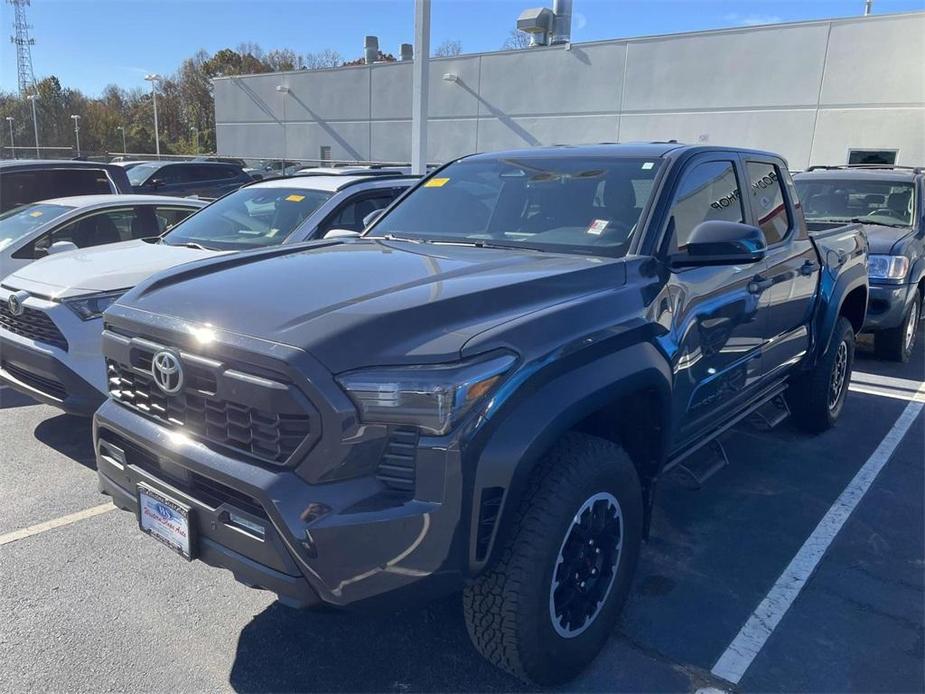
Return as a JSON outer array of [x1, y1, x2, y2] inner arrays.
[[671, 439, 730, 490], [746, 393, 791, 430]]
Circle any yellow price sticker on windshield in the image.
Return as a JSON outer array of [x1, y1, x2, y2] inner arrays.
[[30, 211, 43, 217], [285, 194, 305, 202], [424, 177, 450, 188]]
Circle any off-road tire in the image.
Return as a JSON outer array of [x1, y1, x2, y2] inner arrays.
[[875, 293, 920, 363], [462, 432, 643, 685], [788, 316, 855, 433]]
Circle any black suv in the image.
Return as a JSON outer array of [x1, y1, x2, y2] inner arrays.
[[794, 165, 924, 361], [127, 161, 253, 199], [95, 144, 867, 684], [0, 160, 132, 212]]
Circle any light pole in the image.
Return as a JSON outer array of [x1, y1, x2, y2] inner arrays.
[[116, 126, 126, 155], [144, 73, 162, 158], [71, 114, 81, 157], [5, 116, 13, 159], [27, 93, 39, 158], [190, 126, 199, 154], [276, 85, 289, 160]]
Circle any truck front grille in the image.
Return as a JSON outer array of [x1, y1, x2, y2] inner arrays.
[[0, 303, 68, 351], [107, 354, 315, 466]]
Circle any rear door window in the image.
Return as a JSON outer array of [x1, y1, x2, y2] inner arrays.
[[746, 162, 791, 244]]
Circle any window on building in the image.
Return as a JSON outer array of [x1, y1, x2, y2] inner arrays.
[[847, 150, 898, 166]]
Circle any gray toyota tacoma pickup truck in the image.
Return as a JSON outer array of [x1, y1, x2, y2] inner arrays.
[[94, 143, 868, 684]]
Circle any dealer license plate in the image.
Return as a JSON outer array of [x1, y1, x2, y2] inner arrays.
[[137, 484, 193, 560]]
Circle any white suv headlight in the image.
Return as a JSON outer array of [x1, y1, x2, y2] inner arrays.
[[868, 255, 909, 281], [336, 353, 516, 435], [63, 290, 126, 321]]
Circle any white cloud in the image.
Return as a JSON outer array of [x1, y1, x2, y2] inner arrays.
[[723, 12, 783, 26]]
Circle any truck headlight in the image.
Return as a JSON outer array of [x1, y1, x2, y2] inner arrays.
[[868, 255, 909, 281], [336, 353, 516, 435], [63, 290, 125, 321]]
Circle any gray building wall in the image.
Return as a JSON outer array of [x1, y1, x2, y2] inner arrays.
[[214, 11, 924, 170]]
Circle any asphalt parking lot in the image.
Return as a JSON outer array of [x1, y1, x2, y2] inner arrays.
[[1, 328, 923, 693]]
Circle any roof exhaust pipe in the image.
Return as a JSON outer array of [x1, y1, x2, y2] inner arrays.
[[551, 0, 572, 44], [400, 42, 413, 61], [364, 35, 379, 64]]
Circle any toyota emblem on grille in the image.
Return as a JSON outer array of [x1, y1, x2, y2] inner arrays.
[[8, 291, 27, 317], [151, 350, 184, 395]]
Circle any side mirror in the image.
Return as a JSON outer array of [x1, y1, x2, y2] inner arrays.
[[671, 221, 766, 267], [324, 228, 362, 239], [47, 240, 80, 256], [362, 208, 386, 228]]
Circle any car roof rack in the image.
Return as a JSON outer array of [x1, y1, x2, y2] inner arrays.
[[806, 164, 923, 174]]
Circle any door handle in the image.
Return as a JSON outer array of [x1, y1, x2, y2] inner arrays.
[[800, 260, 820, 276], [748, 276, 774, 294]]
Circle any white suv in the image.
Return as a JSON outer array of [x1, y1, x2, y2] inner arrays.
[[0, 174, 414, 414]]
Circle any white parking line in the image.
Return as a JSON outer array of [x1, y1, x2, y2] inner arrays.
[[0, 503, 115, 547], [850, 371, 925, 403], [711, 382, 925, 685]]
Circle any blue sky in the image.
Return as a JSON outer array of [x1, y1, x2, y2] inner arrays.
[[1, 0, 922, 95]]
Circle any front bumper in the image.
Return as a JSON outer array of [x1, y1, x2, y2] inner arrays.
[[0, 289, 107, 416], [94, 399, 467, 610], [864, 282, 916, 332]]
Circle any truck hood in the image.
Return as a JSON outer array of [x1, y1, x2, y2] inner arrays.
[[862, 224, 914, 255], [3, 239, 224, 299], [119, 239, 627, 372]]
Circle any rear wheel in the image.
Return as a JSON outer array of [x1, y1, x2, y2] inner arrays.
[[463, 433, 642, 685], [788, 316, 855, 433], [875, 293, 920, 363]]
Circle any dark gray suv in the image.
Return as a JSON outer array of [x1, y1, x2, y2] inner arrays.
[[127, 161, 254, 200], [795, 165, 924, 361]]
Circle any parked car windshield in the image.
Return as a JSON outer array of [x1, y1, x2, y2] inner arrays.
[[127, 163, 162, 186], [161, 186, 332, 251], [795, 179, 914, 226], [369, 156, 663, 256], [0, 203, 74, 251]]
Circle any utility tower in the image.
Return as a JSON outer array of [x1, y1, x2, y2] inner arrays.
[[8, 0, 36, 95]]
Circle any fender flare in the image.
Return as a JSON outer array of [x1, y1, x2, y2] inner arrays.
[[464, 341, 672, 574], [812, 262, 868, 365]]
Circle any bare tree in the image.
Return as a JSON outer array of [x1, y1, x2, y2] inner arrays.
[[304, 49, 343, 70], [433, 39, 463, 57], [502, 29, 532, 50]]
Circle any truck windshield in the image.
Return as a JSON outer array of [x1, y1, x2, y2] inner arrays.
[[0, 203, 74, 251], [795, 179, 914, 227], [162, 187, 332, 251], [369, 156, 664, 256]]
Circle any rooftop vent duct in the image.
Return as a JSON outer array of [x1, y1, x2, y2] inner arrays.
[[400, 43, 413, 61], [551, 0, 572, 44], [516, 7, 554, 46], [364, 35, 379, 64]]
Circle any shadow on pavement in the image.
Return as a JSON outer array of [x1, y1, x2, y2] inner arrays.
[[0, 386, 39, 410], [854, 323, 924, 382], [229, 596, 529, 693], [33, 413, 96, 470]]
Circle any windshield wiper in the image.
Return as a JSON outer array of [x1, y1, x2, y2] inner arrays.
[[820, 217, 908, 229]]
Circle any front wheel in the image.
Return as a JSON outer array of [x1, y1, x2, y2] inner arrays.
[[875, 293, 920, 363], [463, 433, 642, 685], [788, 316, 856, 433]]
